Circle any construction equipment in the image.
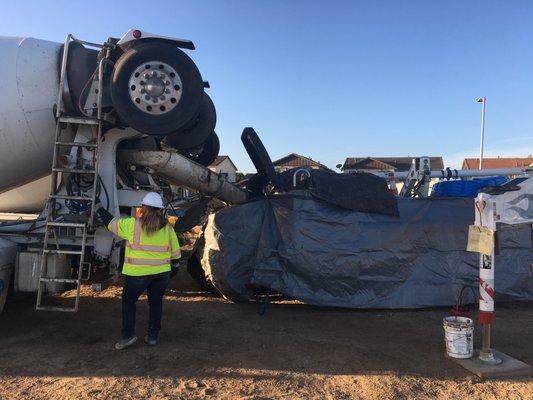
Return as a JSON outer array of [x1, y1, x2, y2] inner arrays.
[[352, 157, 531, 197], [0, 30, 248, 313], [399, 157, 431, 197], [0, 30, 530, 317]]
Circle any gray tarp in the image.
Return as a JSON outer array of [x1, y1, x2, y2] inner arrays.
[[201, 195, 533, 308]]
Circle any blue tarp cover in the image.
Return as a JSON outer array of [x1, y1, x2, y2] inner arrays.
[[432, 176, 508, 197]]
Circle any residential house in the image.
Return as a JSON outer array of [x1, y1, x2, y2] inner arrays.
[[342, 157, 444, 173], [208, 155, 238, 183], [341, 156, 445, 193], [462, 157, 533, 170], [272, 153, 332, 172]]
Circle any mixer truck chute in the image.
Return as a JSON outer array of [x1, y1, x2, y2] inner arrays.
[[0, 30, 247, 314]]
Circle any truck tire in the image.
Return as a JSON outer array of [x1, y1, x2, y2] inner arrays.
[[179, 131, 220, 166], [110, 42, 203, 136], [164, 92, 216, 149], [241, 127, 279, 187]]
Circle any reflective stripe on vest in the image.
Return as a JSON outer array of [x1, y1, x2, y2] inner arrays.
[[122, 220, 176, 272], [124, 257, 170, 265], [127, 219, 172, 252]]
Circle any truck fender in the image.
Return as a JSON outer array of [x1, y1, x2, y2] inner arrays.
[[117, 29, 195, 50]]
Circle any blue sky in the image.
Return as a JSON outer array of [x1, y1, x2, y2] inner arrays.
[[3, 0, 532, 171]]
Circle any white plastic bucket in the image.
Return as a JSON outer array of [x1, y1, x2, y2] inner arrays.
[[443, 316, 474, 358]]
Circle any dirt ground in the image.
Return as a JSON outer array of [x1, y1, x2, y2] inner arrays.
[[0, 270, 532, 400]]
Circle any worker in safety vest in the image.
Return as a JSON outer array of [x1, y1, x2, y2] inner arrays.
[[96, 192, 180, 350]]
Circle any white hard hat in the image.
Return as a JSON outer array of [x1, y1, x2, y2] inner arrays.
[[141, 192, 164, 209]]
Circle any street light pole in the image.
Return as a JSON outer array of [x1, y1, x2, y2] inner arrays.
[[476, 97, 486, 170]]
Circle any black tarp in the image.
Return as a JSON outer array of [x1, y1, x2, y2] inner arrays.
[[277, 168, 399, 216], [200, 195, 533, 308]]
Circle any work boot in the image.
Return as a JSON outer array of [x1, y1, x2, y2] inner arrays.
[[115, 335, 138, 350], [145, 335, 158, 346]]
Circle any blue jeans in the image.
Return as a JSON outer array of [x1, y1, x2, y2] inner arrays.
[[121, 272, 170, 339]]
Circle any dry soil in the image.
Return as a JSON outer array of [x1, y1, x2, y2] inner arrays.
[[0, 270, 532, 400]]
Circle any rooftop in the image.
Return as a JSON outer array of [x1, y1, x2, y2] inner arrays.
[[209, 155, 238, 171], [272, 153, 332, 171], [342, 156, 444, 171], [462, 157, 533, 170]]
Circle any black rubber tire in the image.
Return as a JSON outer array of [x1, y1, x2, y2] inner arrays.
[[179, 131, 220, 166], [241, 127, 279, 186], [110, 42, 203, 136], [164, 92, 216, 149]]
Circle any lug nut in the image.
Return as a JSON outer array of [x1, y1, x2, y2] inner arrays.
[[140, 88, 145, 93], [144, 73, 150, 79], [164, 88, 170, 94], [144, 95, 151, 100], [152, 97, 158, 103], [165, 81, 170, 85], [160, 95, 166, 101]]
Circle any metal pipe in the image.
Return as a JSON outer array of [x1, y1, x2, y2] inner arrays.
[[477, 97, 487, 170], [478, 311, 501, 365], [367, 167, 530, 180], [118, 150, 248, 204], [481, 323, 491, 355], [0, 219, 46, 233]]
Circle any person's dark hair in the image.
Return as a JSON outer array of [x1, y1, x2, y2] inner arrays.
[[140, 205, 167, 235]]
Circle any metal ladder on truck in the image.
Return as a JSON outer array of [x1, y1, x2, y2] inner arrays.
[[36, 35, 109, 312]]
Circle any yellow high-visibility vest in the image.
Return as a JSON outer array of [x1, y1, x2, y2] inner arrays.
[[107, 217, 181, 276]]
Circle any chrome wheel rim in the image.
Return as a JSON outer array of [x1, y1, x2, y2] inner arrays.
[[128, 61, 183, 115]]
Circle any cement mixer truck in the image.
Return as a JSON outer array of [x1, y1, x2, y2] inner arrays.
[[0, 30, 248, 313]]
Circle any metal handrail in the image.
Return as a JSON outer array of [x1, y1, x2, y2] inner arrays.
[[293, 168, 311, 188], [55, 34, 73, 118], [56, 34, 106, 119]]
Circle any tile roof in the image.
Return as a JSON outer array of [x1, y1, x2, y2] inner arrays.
[[342, 156, 444, 171], [272, 153, 332, 171], [462, 157, 533, 170]]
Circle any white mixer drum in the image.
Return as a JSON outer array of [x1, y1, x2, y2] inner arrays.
[[0, 37, 61, 194]]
